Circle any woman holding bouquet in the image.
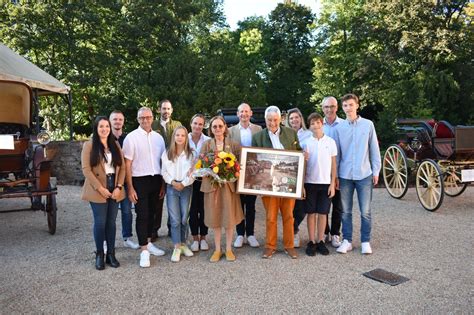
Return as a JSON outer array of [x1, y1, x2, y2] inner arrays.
[[200, 116, 244, 262], [161, 126, 195, 263]]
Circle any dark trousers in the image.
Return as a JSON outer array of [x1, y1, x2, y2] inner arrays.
[[236, 194, 257, 236], [133, 175, 162, 246], [325, 189, 342, 236], [293, 199, 306, 234], [153, 196, 165, 235], [189, 181, 208, 236]]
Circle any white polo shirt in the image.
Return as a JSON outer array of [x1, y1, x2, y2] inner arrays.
[[122, 126, 165, 177], [301, 134, 337, 184]]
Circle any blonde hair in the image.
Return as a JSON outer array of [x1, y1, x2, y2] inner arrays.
[[167, 126, 193, 161], [285, 108, 307, 130]]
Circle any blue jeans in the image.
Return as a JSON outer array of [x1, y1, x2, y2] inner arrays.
[[90, 200, 119, 251], [119, 188, 133, 239], [339, 175, 373, 243], [166, 185, 192, 245]]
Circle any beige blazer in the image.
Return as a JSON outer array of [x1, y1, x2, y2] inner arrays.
[[81, 140, 126, 203], [228, 123, 262, 146]]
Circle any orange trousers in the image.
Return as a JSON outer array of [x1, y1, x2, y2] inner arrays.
[[262, 196, 295, 250]]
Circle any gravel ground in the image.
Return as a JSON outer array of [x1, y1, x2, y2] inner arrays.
[[0, 185, 473, 313]]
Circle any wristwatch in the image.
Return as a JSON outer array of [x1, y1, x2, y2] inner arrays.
[[115, 184, 123, 190]]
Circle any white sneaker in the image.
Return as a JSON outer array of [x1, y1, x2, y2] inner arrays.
[[139, 250, 150, 268], [124, 238, 140, 249], [294, 234, 300, 248], [336, 239, 353, 254], [147, 242, 165, 256], [361, 242, 373, 254], [247, 235, 260, 248], [171, 248, 181, 262], [180, 245, 194, 257], [200, 239, 209, 251], [190, 241, 200, 252], [103, 241, 107, 254], [331, 235, 342, 248], [233, 235, 244, 248]]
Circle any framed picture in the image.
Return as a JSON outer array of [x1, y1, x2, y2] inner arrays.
[[237, 146, 305, 199]]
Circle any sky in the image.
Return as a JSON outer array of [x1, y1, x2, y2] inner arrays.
[[223, 0, 321, 29]]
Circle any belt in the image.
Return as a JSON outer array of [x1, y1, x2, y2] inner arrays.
[[106, 173, 115, 177]]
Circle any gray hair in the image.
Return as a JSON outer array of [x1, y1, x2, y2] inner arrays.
[[265, 106, 281, 119], [321, 96, 338, 106], [137, 106, 153, 119]]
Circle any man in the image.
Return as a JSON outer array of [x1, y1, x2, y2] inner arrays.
[[151, 99, 182, 239], [122, 107, 166, 268], [228, 103, 262, 248], [334, 94, 381, 255], [109, 110, 139, 250], [252, 106, 301, 259], [321, 96, 344, 248]]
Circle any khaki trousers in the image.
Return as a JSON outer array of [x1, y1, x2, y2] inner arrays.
[[262, 196, 295, 250]]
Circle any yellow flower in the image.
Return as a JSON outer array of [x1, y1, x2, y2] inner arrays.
[[213, 166, 219, 173], [195, 160, 202, 169], [218, 151, 227, 159], [227, 160, 235, 167]]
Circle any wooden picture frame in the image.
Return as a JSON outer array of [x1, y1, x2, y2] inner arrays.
[[237, 146, 305, 199]]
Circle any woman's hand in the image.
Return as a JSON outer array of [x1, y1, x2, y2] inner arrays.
[[111, 187, 121, 200], [98, 186, 112, 199], [172, 180, 185, 191]]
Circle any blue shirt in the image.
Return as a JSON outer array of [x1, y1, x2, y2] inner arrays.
[[323, 116, 343, 140], [334, 116, 381, 180]]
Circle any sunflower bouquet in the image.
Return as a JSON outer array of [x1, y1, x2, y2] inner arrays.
[[193, 150, 240, 187]]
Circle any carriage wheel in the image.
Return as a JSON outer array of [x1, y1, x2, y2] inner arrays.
[[383, 145, 409, 199], [415, 159, 444, 211], [443, 167, 468, 197], [46, 193, 57, 235]]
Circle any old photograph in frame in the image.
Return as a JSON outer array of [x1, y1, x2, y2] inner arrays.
[[237, 147, 305, 199]]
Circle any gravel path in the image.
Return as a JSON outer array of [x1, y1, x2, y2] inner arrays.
[[0, 185, 473, 313]]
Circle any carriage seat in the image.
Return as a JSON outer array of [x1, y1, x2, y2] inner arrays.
[[0, 123, 29, 138], [0, 123, 29, 176], [432, 121, 455, 158]]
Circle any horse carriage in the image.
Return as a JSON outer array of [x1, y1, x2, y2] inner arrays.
[[382, 119, 474, 211]]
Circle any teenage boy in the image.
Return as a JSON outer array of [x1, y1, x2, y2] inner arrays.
[[301, 113, 337, 256]]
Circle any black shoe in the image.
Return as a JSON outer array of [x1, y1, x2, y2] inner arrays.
[[105, 250, 120, 268], [305, 241, 317, 256], [316, 241, 330, 256], [95, 250, 105, 270]]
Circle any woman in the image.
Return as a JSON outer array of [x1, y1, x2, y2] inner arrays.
[[188, 114, 211, 252], [200, 116, 244, 262], [285, 108, 311, 248], [161, 126, 195, 262], [81, 116, 126, 270]]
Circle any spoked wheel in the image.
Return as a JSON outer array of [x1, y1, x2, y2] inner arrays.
[[45, 193, 57, 235], [443, 166, 468, 197], [416, 159, 444, 211], [383, 145, 409, 199]]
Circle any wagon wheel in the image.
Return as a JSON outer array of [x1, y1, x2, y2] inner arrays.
[[443, 167, 468, 197], [415, 159, 444, 211], [45, 193, 57, 235], [383, 145, 409, 199]]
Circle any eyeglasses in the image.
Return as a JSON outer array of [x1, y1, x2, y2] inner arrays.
[[212, 125, 224, 129], [138, 116, 153, 121], [322, 105, 337, 109]]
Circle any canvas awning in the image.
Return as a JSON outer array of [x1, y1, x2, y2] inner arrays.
[[0, 42, 70, 95]]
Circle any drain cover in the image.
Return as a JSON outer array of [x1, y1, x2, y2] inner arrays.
[[363, 268, 409, 286]]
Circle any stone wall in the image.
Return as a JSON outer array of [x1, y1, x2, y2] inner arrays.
[[50, 140, 85, 186]]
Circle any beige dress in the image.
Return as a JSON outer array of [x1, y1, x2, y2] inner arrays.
[[200, 137, 244, 229]]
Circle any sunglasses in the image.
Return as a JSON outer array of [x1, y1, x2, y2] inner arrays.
[[212, 125, 225, 129]]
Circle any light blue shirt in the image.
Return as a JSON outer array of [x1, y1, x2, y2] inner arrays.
[[323, 116, 343, 140], [334, 116, 381, 180], [297, 128, 312, 143], [238, 123, 253, 147]]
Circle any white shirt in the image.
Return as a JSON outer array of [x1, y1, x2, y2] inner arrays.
[[188, 133, 210, 157], [161, 151, 195, 187], [268, 128, 284, 149], [301, 134, 337, 184], [238, 123, 253, 147], [122, 126, 165, 177], [104, 152, 115, 174]]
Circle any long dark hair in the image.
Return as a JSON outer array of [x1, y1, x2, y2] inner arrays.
[[90, 116, 122, 168]]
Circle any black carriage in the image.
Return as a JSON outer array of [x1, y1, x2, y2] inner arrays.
[[382, 119, 474, 211]]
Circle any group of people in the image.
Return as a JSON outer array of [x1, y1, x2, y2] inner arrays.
[[81, 94, 381, 270]]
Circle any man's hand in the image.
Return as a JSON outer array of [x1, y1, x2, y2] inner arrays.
[[128, 186, 138, 204], [328, 183, 336, 198], [373, 175, 379, 186]]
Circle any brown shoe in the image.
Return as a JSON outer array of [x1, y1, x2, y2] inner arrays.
[[262, 248, 276, 259], [285, 248, 298, 259]]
